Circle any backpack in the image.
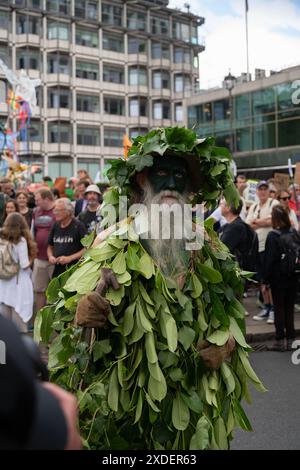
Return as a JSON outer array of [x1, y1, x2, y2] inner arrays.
[[274, 229, 300, 277], [238, 222, 259, 272], [0, 238, 20, 280]]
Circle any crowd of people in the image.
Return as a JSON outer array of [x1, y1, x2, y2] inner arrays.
[[0, 170, 106, 333]]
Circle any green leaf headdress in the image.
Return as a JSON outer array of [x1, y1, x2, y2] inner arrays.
[[106, 127, 239, 208]]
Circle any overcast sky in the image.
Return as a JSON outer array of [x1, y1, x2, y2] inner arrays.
[[169, 0, 300, 89]]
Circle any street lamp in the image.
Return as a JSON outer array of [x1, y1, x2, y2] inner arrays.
[[224, 71, 236, 154]]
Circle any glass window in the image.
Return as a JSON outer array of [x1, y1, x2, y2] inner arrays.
[[103, 33, 124, 53], [174, 74, 191, 93], [151, 42, 169, 60], [76, 60, 99, 80], [129, 97, 147, 117], [102, 4, 123, 26], [0, 46, 11, 67], [236, 127, 251, 152], [152, 70, 170, 89], [253, 123, 276, 149], [151, 17, 169, 36], [75, 1, 98, 20], [47, 54, 70, 74], [29, 121, 43, 142], [153, 101, 170, 120], [103, 64, 124, 84], [48, 88, 70, 108], [17, 14, 40, 35], [129, 67, 148, 86], [104, 127, 124, 147], [203, 103, 212, 122], [104, 96, 125, 115], [49, 160, 73, 179], [173, 21, 189, 42], [174, 47, 191, 64], [127, 10, 146, 31], [215, 132, 231, 149], [77, 94, 100, 113], [278, 119, 300, 147], [0, 11, 8, 30], [128, 37, 146, 54], [191, 24, 198, 45], [76, 27, 98, 48], [46, 0, 70, 15], [252, 87, 275, 115], [235, 93, 251, 119], [78, 161, 100, 181], [129, 128, 148, 139], [77, 126, 100, 146], [48, 122, 71, 143], [188, 105, 203, 127], [17, 49, 40, 70], [214, 99, 230, 121], [47, 21, 69, 41], [277, 82, 300, 118], [175, 103, 183, 122]]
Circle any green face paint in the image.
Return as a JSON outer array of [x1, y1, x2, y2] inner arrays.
[[148, 156, 188, 194]]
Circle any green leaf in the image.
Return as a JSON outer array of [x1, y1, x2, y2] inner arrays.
[[198, 264, 223, 283], [237, 349, 267, 392], [190, 273, 203, 298], [220, 362, 236, 395], [93, 339, 112, 361], [189, 416, 210, 450], [207, 329, 229, 346], [80, 230, 95, 248], [213, 416, 228, 449], [178, 326, 195, 351], [145, 391, 160, 412], [172, 392, 190, 431], [64, 261, 100, 294], [111, 250, 126, 274], [181, 391, 203, 414], [160, 311, 178, 352], [145, 332, 158, 363], [138, 282, 155, 306], [134, 389, 143, 424], [136, 300, 152, 332], [233, 399, 253, 431], [148, 368, 167, 402], [116, 271, 131, 285], [108, 367, 119, 412], [105, 285, 125, 306], [210, 163, 226, 177], [34, 306, 55, 344], [88, 242, 118, 263], [122, 302, 136, 336], [139, 252, 155, 279], [229, 317, 250, 349]]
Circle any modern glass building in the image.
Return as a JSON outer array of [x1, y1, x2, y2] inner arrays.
[[186, 66, 300, 177], [0, 0, 204, 180]]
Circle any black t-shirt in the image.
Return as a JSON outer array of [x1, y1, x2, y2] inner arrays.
[[78, 209, 102, 233], [48, 218, 87, 276], [220, 217, 249, 266]]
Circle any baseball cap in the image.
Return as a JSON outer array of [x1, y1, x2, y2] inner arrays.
[[85, 184, 101, 195], [257, 180, 269, 189]]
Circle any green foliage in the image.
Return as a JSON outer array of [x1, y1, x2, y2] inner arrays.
[[35, 219, 265, 450]]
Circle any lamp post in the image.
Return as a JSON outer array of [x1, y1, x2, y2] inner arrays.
[[224, 71, 236, 154]]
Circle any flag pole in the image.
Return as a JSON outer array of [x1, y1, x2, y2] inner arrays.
[[245, 0, 250, 81]]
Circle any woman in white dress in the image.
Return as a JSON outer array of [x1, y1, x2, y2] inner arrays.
[[0, 213, 37, 332]]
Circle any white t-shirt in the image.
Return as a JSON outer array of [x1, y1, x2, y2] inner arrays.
[[246, 198, 279, 252]]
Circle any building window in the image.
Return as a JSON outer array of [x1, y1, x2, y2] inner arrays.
[[29, 121, 43, 142], [103, 64, 124, 84], [104, 127, 124, 147], [127, 10, 146, 31], [0, 11, 8, 30], [151, 42, 170, 60], [191, 24, 199, 45], [77, 94, 100, 113], [151, 16, 169, 36], [76, 60, 99, 80], [16, 15, 40, 35], [128, 37, 146, 54], [47, 21, 69, 41], [278, 119, 300, 147], [129, 97, 148, 117], [76, 27, 98, 48], [46, 0, 70, 15], [152, 70, 170, 90], [103, 33, 124, 53], [48, 122, 71, 143], [78, 161, 100, 181], [77, 127, 100, 146], [213, 99, 230, 121], [203, 103, 212, 122], [129, 128, 148, 139], [235, 93, 251, 119], [74, 1, 98, 20], [277, 83, 300, 118], [47, 54, 70, 74], [175, 103, 183, 122], [253, 123, 276, 149], [48, 88, 70, 108], [174, 74, 191, 93], [252, 87, 275, 115], [173, 21, 189, 42], [174, 47, 191, 64], [0, 46, 11, 67], [102, 4, 123, 26], [188, 105, 203, 127], [236, 127, 251, 152], [104, 96, 125, 115], [153, 101, 171, 120], [17, 49, 40, 70], [128, 67, 148, 87], [49, 160, 73, 179]]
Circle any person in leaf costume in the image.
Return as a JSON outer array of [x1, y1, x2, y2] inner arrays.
[[35, 127, 265, 450]]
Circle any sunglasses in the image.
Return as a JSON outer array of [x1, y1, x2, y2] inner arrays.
[[279, 196, 290, 201]]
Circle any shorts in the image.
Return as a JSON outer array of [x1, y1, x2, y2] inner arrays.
[[33, 259, 54, 293]]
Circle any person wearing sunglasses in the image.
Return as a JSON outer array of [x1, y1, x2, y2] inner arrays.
[[277, 190, 299, 231]]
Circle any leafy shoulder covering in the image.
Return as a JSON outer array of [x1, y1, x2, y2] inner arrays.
[[35, 218, 266, 450]]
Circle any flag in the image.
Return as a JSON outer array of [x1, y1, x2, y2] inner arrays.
[[245, 0, 248, 12], [123, 134, 132, 159]]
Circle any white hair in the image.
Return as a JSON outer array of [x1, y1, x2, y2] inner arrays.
[[55, 197, 74, 216]]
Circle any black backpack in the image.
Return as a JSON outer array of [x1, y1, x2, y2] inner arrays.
[[274, 229, 300, 277], [237, 222, 259, 272]]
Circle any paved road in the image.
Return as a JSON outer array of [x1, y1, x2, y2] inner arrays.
[[231, 350, 300, 450]]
